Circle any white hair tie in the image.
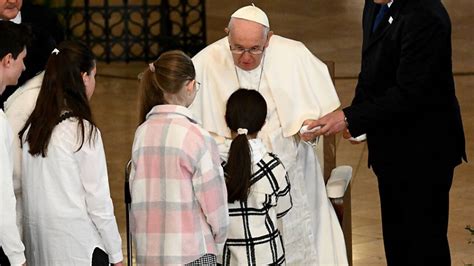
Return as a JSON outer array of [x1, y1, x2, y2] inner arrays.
[[51, 48, 60, 55], [149, 63, 156, 72], [237, 128, 248, 135]]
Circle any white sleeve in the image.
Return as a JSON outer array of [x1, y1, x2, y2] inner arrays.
[[5, 89, 39, 240], [76, 130, 123, 263], [0, 117, 25, 265], [276, 167, 292, 219]]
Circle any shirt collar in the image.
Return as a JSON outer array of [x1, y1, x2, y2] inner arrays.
[[248, 138, 267, 165], [146, 104, 199, 124], [221, 137, 267, 165], [387, 1, 394, 8], [5, 11, 22, 24]]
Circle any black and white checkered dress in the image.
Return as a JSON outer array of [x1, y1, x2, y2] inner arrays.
[[222, 152, 292, 265]]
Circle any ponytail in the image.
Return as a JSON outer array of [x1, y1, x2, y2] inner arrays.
[[137, 50, 195, 125], [20, 41, 96, 157], [225, 134, 252, 202], [137, 68, 166, 124], [224, 89, 267, 202]]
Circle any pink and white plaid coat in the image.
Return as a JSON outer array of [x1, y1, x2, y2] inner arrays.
[[130, 105, 228, 265]]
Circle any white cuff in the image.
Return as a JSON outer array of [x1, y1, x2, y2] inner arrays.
[[108, 251, 123, 264], [7, 252, 26, 266]]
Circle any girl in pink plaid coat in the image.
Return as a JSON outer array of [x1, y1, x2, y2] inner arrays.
[[130, 50, 229, 265]]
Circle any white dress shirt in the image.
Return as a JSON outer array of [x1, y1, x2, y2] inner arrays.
[[22, 118, 123, 265], [0, 11, 22, 23], [0, 109, 26, 265]]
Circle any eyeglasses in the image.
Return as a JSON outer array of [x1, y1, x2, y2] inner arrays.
[[229, 46, 265, 55]]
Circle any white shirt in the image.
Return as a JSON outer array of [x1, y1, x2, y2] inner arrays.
[[0, 109, 26, 265], [0, 12, 22, 23], [22, 118, 123, 265]]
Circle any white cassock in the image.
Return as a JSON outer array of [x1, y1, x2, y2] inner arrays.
[[190, 35, 348, 265]]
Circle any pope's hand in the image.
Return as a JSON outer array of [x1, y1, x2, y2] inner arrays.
[[299, 119, 318, 141]]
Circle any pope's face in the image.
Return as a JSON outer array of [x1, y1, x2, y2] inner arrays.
[[227, 18, 271, 71], [0, 0, 22, 20]]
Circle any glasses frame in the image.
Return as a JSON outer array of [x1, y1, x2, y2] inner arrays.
[[229, 46, 265, 55]]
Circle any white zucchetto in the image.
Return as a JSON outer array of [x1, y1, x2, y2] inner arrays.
[[231, 3, 270, 28]]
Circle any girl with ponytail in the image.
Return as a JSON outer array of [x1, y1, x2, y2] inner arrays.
[[222, 88, 293, 265], [19, 41, 123, 266], [130, 50, 228, 265]]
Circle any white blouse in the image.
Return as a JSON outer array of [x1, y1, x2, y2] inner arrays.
[[0, 110, 25, 265], [21, 118, 123, 265]]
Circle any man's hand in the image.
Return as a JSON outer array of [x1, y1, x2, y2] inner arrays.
[[301, 110, 347, 141], [342, 128, 352, 139], [113, 262, 124, 266], [343, 128, 363, 145]]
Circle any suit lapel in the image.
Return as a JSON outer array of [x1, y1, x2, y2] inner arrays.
[[362, 2, 377, 52], [363, 0, 406, 54]]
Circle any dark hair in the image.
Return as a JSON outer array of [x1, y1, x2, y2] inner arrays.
[[224, 89, 267, 202], [138, 50, 195, 124], [16, 24, 57, 88], [20, 41, 97, 157], [0, 21, 30, 60]]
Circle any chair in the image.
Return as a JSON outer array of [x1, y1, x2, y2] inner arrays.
[[322, 60, 353, 265]]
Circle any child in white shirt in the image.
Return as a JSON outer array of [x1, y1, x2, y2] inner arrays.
[[19, 41, 123, 266], [0, 20, 29, 266]]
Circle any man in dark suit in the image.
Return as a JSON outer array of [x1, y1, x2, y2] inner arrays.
[[0, 0, 64, 108], [302, 0, 467, 264]]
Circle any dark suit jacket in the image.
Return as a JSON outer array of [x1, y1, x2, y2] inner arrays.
[[343, 0, 466, 168]]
